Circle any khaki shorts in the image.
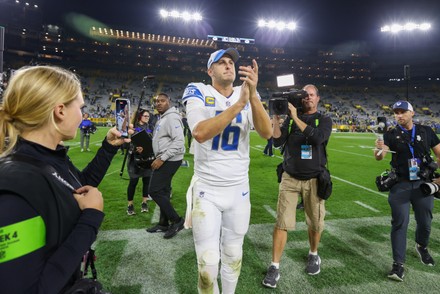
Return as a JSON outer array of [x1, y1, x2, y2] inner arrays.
[[275, 172, 326, 233]]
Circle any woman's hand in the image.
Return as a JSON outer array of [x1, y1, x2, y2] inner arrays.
[[74, 186, 104, 211], [106, 124, 134, 146]]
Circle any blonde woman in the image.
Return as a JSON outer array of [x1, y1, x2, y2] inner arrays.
[[0, 65, 131, 293]]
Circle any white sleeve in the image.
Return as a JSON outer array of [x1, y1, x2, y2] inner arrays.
[[185, 99, 210, 131]]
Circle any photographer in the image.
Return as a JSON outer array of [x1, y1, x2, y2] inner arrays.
[[374, 100, 440, 282], [79, 112, 95, 152], [126, 109, 153, 215], [263, 84, 332, 288]]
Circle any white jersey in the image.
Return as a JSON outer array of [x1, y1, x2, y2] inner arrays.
[[182, 82, 255, 186]]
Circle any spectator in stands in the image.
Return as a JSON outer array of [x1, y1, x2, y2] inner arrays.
[[263, 84, 332, 288], [146, 93, 185, 239], [374, 100, 440, 282], [126, 109, 154, 215], [182, 48, 272, 293], [79, 112, 94, 152], [0, 65, 131, 292]]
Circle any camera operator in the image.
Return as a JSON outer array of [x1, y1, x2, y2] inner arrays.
[[79, 112, 94, 152], [263, 84, 332, 288], [374, 100, 440, 282]]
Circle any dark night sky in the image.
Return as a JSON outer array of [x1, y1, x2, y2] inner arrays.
[[41, 0, 440, 49]]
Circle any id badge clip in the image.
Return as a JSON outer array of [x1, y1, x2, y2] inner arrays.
[[408, 158, 420, 181], [301, 145, 312, 160]]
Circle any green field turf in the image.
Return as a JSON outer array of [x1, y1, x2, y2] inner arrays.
[[65, 127, 440, 293]]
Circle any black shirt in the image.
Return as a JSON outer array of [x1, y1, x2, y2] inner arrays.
[[384, 124, 440, 181], [274, 112, 333, 180]]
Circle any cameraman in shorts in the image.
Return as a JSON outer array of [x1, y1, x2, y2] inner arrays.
[[263, 84, 332, 288], [375, 100, 440, 282]]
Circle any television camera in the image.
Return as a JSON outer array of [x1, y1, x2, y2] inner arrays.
[[268, 90, 309, 116]]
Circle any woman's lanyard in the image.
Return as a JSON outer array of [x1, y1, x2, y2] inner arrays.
[[399, 125, 416, 159]]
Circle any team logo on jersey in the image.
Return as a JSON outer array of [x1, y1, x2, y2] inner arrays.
[[205, 96, 215, 107], [199, 191, 205, 198]]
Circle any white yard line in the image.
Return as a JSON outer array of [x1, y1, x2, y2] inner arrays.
[[354, 200, 380, 212], [331, 175, 387, 198], [263, 205, 277, 218], [327, 148, 373, 158]]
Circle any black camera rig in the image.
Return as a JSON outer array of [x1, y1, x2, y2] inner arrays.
[[268, 89, 308, 115]]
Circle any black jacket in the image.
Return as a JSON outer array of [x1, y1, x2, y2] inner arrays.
[[0, 137, 118, 293]]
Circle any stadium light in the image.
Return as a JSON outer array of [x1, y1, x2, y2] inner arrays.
[[381, 22, 431, 33], [159, 8, 203, 22], [258, 18, 296, 31]]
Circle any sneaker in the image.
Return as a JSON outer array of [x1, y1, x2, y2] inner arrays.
[[416, 244, 435, 266], [146, 195, 153, 201], [141, 202, 149, 213], [127, 204, 136, 216], [306, 254, 321, 275], [86, 148, 91, 152], [262, 265, 280, 288], [387, 262, 404, 281], [146, 224, 169, 233], [163, 217, 184, 239], [81, 149, 84, 152]]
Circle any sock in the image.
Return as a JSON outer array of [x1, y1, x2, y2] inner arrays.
[[309, 251, 318, 256], [270, 262, 280, 269]]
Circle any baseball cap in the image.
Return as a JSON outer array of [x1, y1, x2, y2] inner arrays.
[[207, 48, 240, 69], [392, 100, 414, 112]]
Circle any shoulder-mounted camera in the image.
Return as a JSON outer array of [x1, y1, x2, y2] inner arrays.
[[268, 89, 308, 115]]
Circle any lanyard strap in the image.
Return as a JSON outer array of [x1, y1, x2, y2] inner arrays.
[[399, 125, 416, 158]]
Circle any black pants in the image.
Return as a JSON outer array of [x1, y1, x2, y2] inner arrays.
[[388, 180, 434, 263], [148, 160, 182, 225], [127, 176, 150, 201], [263, 137, 273, 156]]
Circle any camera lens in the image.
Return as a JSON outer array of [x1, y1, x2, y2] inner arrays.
[[420, 182, 440, 195]]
